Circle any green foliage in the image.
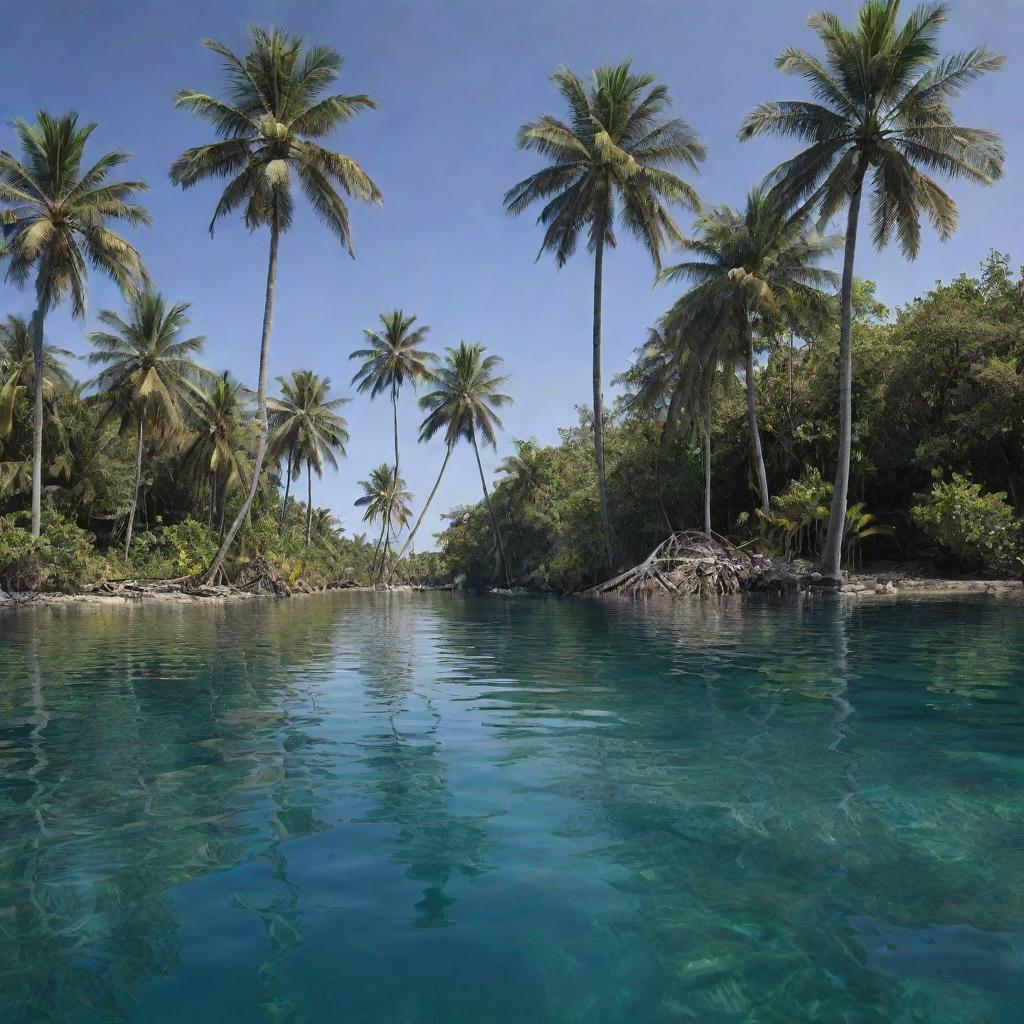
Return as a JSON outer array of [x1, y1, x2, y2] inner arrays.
[[912, 473, 1022, 576], [766, 469, 832, 560], [0, 510, 110, 592]]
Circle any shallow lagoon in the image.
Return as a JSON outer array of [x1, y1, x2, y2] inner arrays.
[[1, 593, 1023, 1022]]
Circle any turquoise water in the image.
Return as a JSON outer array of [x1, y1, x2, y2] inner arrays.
[[1, 593, 1024, 1023]]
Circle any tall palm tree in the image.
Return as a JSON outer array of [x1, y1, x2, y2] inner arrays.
[[355, 464, 413, 580], [180, 371, 254, 536], [86, 292, 209, 558], [171, 25, 381, 580], [0, 315, 74, 441], [739, 0, 1004, 580], [0, 111, 149, 536], [350, 309, 436, 555], [409, 342, 512, 587], [267, 370, 349, 545], [505, 61, 705, 572], [658, 187, 840, 514]]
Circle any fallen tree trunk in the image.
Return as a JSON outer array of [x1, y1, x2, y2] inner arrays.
[[582, 531, 776, 598]]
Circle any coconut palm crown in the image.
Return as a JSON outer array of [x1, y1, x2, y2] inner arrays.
[[505, 61, 706, 572], [170, 24, 380, 579], [659, 187, 841, 512], [0, 111, 150, 535], [739, 0, 1004, 580], [86, 292, 210, 556]]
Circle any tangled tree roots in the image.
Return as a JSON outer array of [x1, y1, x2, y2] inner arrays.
[[233, 556, 291, 596], [583, 531, 775, 598]]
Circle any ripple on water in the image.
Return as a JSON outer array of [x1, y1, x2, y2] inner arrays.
[[0, 593, 1023, 1022]]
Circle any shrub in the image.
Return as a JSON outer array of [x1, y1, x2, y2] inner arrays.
[[0, 511, 110, 592], [912, 472, 1023, 575]]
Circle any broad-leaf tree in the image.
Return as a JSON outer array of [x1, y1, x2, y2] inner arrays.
[[86, 292, 209, 558], [171, 25, 381, 579], [0, 111, 149, 535], [506, 61, 705, 571], [739, 0, 1004, 580]]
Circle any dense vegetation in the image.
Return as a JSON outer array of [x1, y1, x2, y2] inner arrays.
[[1, 1, 1019, 595]]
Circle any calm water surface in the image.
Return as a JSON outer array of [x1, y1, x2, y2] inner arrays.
[[1, 593, 1024, 1022]]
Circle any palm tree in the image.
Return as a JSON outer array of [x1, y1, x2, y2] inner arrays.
[[171, 25, 381, 581], [180, 371, 254, 536], [86, 293, 209, 558], [0, 315, 74, 442], [658, 187, 840, 514], [505, 61, 705, 572], [739, 0, 1004, 580], [410, 342, 512, 587], [350, 309, 436, 555], [267, 370, 349, 545], [355, 464, 412, 580], [0, 111, 149, 536]]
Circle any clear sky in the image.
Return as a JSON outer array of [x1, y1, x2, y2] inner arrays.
[[4, 0, 1021, 547]]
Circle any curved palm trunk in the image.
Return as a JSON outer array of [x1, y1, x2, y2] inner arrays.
[[204, 216, 279, 583], [592, 234, 614, 572], [208, 471, 216, 531], [305, 461, 313, 546], [380, 381, 400, 581], [279, 443, 294, 529], [394, 444, 453, 565], [655, 377, 687, 534], [370, 516, 387, 582], [702, 370, 713, 536], [821, 167, 867, 582], [473, 434, 511, 588], [743, 315, 771, 516], [29, 308, 45, 538], [124, 410, 145, 560]]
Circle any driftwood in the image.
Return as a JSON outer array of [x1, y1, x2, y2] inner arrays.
[[583, 531, 775, 598], [232, 556, 291, 596]]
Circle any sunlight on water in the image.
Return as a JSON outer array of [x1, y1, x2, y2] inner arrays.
[[1, 593, 1023, 1022]]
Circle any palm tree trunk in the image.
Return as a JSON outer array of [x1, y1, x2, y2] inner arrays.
[[655, 377, 686, 534], [592, 233, 614, 573], [473, 434, 511, 588], [820, 164, 867, 582], [703, 371, 713, 536], [279, 443, 293, 529], [123, 410, 145, 560], [204, 213, 279, 583], [29, 308, 45, 538], [208, 471, 215, 531], [380, 381, 400, 581], [392, 381, 400, 484], [394, 444, 453, 564], [370, 516, 387, 582], [305, 461, 313, 546], [743, 314, 771, 516]]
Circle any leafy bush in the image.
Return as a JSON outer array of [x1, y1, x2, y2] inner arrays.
[[0, 513, 42, 591], [124, 518, 219, 579], [0, 511, 110, 592], [912, 472, 1023, 575], [765, 468, 833, 559]]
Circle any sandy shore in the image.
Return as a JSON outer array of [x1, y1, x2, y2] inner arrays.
[[2, 574, 1022, 613]]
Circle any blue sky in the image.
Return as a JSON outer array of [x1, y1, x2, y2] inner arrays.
[[4, 0, 1021, 546]]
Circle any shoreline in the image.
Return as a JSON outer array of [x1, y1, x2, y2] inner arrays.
[[2, 576, 1021, 614]]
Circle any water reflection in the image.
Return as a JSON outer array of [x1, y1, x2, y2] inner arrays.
[[0, 593, 1022, 1022]]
